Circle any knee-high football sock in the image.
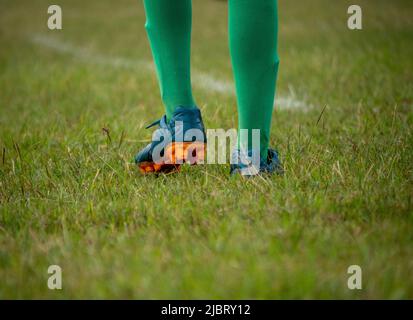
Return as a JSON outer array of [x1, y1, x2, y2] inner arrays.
[[229, 0, 279, 159], [143, 0, 196, 119]]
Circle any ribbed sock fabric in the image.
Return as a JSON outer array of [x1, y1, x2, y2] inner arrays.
[[229, 0, 279, 160], [143, 0, 196, 120]]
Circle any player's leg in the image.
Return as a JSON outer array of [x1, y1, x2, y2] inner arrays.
[[228, 0, 282, 175], [136, 0, 206, 174], [143, 0, 196, 119]]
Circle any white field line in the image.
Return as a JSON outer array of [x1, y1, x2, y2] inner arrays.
[[30, 34, 311, 111]]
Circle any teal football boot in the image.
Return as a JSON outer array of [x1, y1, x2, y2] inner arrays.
[[135, 106, 206, 174], [230, 148, 283, 176]]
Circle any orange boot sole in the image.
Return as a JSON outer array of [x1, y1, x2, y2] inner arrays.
[[138, 142, 206, 174]]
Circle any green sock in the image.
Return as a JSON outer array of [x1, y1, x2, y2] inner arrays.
[[229, 0, 279, 160], [143, 0, 196, 120]]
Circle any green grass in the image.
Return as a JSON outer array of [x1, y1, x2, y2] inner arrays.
[[1, 0, 413, 299]]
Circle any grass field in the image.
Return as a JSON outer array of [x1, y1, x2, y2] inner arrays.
[[0, 0, 412, 299]]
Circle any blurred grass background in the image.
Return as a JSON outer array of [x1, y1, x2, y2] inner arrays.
[[0, 0, 412, 298]]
